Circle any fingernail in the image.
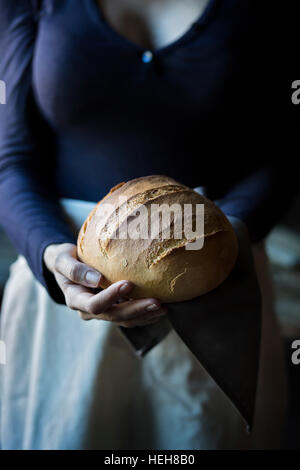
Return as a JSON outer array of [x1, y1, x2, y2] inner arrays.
[[146, 303, 160, 312], [85, 271, 101, 287], [119, 282, 133, 295]]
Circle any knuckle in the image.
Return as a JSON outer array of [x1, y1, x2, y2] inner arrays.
[[65, 295, 75, 310], [87, 301, 100, 316], [108, 283, 122, 300], [127, 305, 143, 318], [69, 263, 83, 282], [54, 252, 64, 272], [64, 289, 77, 310], [103, 308, 122, 322]]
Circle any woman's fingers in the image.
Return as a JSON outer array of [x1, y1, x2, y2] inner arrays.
[[54, 272, 95, 310], [78, 311, 165, 328], [78, 299, 167, 327], [55, 272, 167, 326], [59, 278, 135, 314], [93, 297, 166, 322], [54, 245, 103, 288], [86, 280, 134, 313], [47, 243, 167, 328]]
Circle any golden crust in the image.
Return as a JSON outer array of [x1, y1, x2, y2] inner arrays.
[[77, 175, 238, 303]]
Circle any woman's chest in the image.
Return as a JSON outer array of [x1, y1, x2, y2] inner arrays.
[[98, 0, 211, 49], [32, 0, 259, 130]]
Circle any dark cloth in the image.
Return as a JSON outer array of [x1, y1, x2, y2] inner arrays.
[[0, 0, 298, 303]]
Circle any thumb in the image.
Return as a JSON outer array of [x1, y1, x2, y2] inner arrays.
[[55, 246, 103, 287]]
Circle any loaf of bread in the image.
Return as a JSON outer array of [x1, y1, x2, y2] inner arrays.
[[77, 175, 238, 302]]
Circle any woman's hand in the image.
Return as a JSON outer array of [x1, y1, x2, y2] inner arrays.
[[43, 243, 167, 327]]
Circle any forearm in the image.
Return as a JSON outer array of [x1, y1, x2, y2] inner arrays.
[[0, 166, 76, 302], [215, 163, 299, 243]]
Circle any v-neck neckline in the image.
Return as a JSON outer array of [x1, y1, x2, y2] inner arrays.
[[86, 0, 219, 56]]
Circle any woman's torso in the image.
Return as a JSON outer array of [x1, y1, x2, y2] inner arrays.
[[32, 0, 268, 202]]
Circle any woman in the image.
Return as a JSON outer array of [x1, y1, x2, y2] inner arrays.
[[0, 0, 297, 450]]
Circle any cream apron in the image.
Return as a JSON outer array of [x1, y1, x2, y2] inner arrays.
[[0, 199, 287, 450]]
